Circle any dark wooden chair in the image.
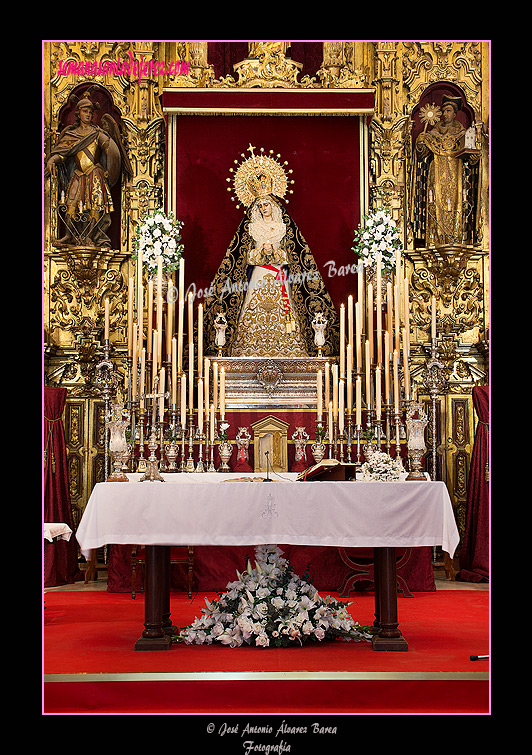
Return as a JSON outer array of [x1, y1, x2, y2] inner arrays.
[[131, 545, 195, 599]]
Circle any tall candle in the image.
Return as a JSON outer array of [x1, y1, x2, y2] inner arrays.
[[393, 350, 400, 413], [339, 379, 344, 434], [147, 279, 153, 355], [177, 297, 184, 372], [132, 324, 138, 400], [104, 298, 109, 341], [431, 296, 437, 340], [376, 294, 382, 366], [171, 337, 177, 406], [404, 278, 410, 353], [156, 259, 163, 339], [128, 277, 134, 353], [188, 291, 194, 345], [180, 373, 186, 428], [347, 346, 352, 412], [339, 303, 345, 378], [139, 348, 146, 410], [332, 363, 338, 418], [213, 362, 218, 411], [167, 275, 174, 359], [188, 341, 194, 410], [357, 262, 364, 313], [178, 257, 185, 303], [137, 268, 143, 356], [152, 330, 159, 383], [210, 403, 215, 443], [355, 301, 362, 371], [367, 283, 374, 363], [159, 368, 165, 421], [317, 369, 323, 419], [356, 376, 362, 426], [394, 284, 401, 353], [375, 365, 381, 419], [384, 331, 390, 400], [220, 368, 226, 420], [328, 401, 333, 437], [198, 304, 203, 377], [348, 295, 354, 349], [387, 281, 393, 337], [197, 378, 203, 433], [324, 361, 330, 410], [204, 358, 210, 417], [402, 328, 411, 401], [365, 340, 371, 411]]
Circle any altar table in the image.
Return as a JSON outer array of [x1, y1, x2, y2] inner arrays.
[[76, 473, 459, 652]]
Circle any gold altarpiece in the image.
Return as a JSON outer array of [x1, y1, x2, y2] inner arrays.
[[43, 41, 489, 542]]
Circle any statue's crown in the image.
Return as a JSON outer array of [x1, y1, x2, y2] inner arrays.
[[227, 144, 294, 208]]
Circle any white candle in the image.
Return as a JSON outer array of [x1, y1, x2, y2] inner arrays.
[[159, 368, 165, 421], [367, 283, 374, 363], [197, 378, 203, 433], [152, 330, 159, 384], [324, 361, 330, 410], [375, 365, 381, 419], [404, 278, 410, 353], [188, 341, 194, 410], [147, 279, 153, 355], [167, 275, 174, 359], [431, 296, 437, 340], [393, 349, 400, 413], [198, 304, 203, 377], [220, 367, 226, 420], [376, 294, 382, 365], [188, 291, 194, 345], [139, 348, 146, 410], [348, 295, 354, 349], [356, 376, 362, 427], [339, 379, 344, 434], [384, 331, 390, 401], [328, 401, 333, 437], [210, 403, 215, 443], [394, 283, 401, 353], [156, 259, 163, 338], [132, 324, 138, 400], [177, 297, 184, 372], [332, 363, 338, 418], [339, 303, 345, 378], [171, 337, 177, 406], [365, 340, 371, 411], [180, 373, 186, 428], [346, 344, 352, 412], [355, 301, 362, 371], [204, 358, 210, 415], [213, 362, 218, 411], [317, 369, 323, 419]]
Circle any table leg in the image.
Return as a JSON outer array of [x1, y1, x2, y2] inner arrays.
[[372, 547, 408, 652], [135, 545, 172, 650], [161, 546, 178, 635]]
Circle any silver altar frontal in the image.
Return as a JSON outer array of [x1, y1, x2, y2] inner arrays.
[[215, 356, 333, 408]]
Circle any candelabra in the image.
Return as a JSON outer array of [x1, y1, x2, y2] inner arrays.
[[422, 338, 447, 480], [139, 374, 167, 482], [95, 339, 118, 480]]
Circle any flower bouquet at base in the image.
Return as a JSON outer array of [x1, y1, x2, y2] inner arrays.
[[175, 545, 374, 648], [360, 450, 404, 482], [133, 209, 184, 276], [352, 209, 402, 274]]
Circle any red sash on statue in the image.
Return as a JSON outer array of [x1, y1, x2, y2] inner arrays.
[[261, 264, 292, 325]]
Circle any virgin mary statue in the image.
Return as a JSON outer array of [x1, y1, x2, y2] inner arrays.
[[203, 146, 339, 358]]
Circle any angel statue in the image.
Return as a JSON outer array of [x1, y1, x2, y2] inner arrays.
[[45, 87, 132, 249]]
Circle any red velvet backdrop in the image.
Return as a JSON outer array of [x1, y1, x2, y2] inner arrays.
[[171, 113, 362, 313], [43, 387, 82, 587], [457, 385, 489, 582]]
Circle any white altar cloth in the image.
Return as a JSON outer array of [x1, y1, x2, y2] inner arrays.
[[44, 523, 73, 542], [76, 473, 459, 559]]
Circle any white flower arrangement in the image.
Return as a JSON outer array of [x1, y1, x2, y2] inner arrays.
[[134, 210, 184, 275], [360, 451, 404, 482], [352, 209, 402, 274], [177, 545, 373, 648]]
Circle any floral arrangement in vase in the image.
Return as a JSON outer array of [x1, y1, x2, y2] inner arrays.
[[352, 209, 402, 274], [133, 210, 184, 275], [176, 545, 373, 648]]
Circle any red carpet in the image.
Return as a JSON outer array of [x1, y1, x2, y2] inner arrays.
[[43, 589, 489, 714]]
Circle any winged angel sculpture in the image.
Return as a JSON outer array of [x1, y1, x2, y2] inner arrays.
[[45, 87, 132, 249]]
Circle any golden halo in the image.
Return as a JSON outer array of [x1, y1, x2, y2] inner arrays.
[[226, 144, 294, 208]]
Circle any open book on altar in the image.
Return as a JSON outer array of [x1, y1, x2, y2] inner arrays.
[[296, 458, 357, 482]]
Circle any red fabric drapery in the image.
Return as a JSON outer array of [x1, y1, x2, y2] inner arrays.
[[44, 387, 82, 587], [457, 386, 489, 583]]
